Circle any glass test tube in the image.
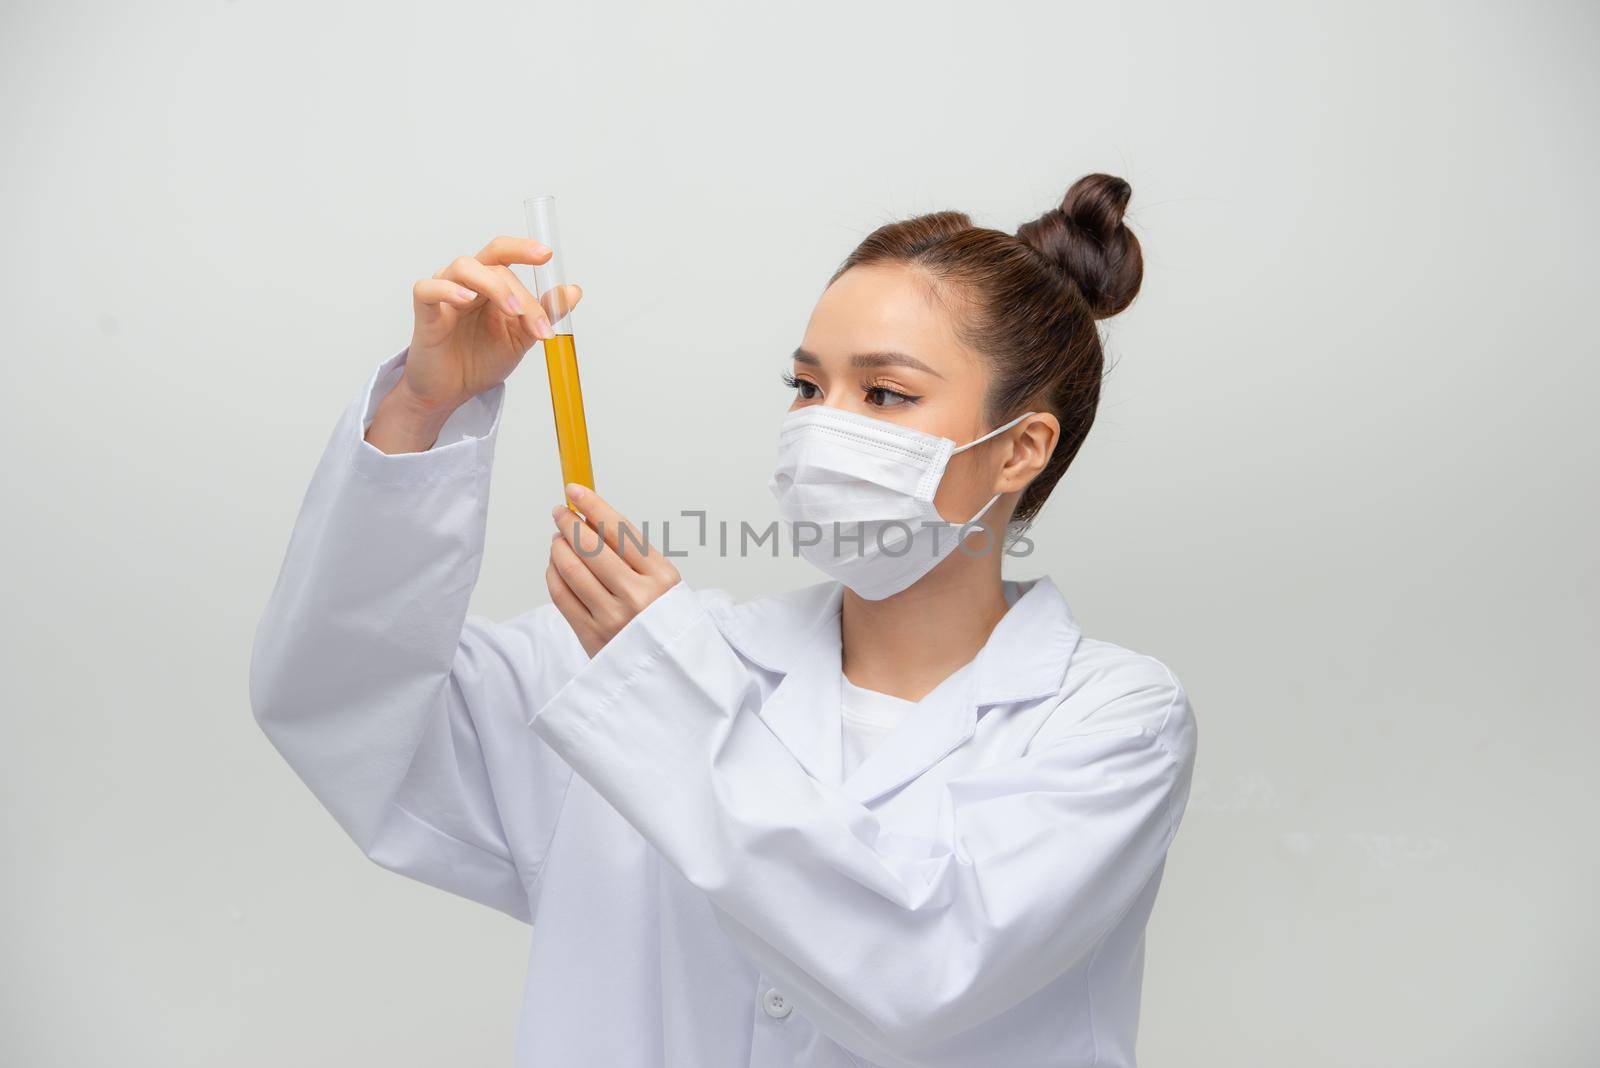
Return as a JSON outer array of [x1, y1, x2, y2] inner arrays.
[[523, 194, 594, 512]]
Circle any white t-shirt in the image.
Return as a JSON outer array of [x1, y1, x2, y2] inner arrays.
[[839, 663, 976, 778], [839, 676, 922, 779]]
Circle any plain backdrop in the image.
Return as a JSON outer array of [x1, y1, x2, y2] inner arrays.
[[2, 1, 1596, 1064]]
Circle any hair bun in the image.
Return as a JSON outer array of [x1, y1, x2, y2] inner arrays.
[[1015, 173, 1143, 319]]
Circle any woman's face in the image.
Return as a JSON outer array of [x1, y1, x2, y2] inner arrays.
[[786, 263, 1026, 525]]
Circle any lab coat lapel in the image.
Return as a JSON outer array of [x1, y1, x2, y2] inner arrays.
[[708, 576, 1081, 806], [711, 580, 847, 788], [837, 576, 1082, 806], [968, 576, 1081, 707], [839, 666, 977, 806], [757, 644, 846, 788]]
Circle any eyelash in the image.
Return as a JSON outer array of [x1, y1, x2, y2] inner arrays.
[[780, 372, 921, 407]]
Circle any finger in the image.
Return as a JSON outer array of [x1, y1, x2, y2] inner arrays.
[[435, 255, 524, 318], [545, 558, 594, 635], [552, 504, 636, 595], [549, 530, 613, 616], [476, 236, 553, 268], [411, 277, 477, 331], [494, 266, 555, 340], [413, 278, 479, 308], [562, 484, 658, 576], [539, 282, 584, 329]]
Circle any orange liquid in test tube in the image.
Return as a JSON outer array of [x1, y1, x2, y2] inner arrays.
[[542, 332, 593, 510]]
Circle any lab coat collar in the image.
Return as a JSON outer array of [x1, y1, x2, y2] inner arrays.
[[709, 576, 1081, 805]]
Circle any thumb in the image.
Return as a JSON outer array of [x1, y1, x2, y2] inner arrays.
[[538, 283, 584, 327]]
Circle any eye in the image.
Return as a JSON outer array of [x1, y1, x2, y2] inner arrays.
[[781, 371, 821, 400], [864, 385, 919, 408]]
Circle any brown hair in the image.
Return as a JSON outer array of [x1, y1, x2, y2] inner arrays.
[[828, 173, 1143, 525]]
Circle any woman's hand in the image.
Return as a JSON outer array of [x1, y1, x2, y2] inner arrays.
[[548, 484, 682, 658], [366, 236, 583, 454]]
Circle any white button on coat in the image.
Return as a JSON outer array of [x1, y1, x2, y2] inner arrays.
[[763, 989, 793, 1019], [250, 350, 1200, 1068]]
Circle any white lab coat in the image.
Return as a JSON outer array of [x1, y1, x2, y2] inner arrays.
[[250, 348, 1199, 1068]]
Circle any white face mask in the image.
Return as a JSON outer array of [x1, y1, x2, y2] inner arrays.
[[766, 404, 1036, 600]]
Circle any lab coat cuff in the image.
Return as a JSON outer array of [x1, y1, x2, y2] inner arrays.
[[349, 347, 504, 485], [527, 580, 710, 755]]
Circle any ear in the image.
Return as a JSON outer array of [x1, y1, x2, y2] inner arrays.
[[995, 413, 1059, 495]]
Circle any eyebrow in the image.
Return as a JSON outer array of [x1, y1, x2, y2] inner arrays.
[[791, 346, 945, 379]]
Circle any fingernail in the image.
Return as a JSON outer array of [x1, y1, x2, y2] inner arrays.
[[552, 504, 567, 521], [455, 286, 478, 302], [503, 293, 523, 315], [565, 483, 587, 500], [535, 317, 555, 340]]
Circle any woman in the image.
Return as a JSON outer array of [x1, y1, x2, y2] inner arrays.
[[251, 172, 1198, 1067]]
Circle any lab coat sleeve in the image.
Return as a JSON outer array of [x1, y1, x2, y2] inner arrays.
[[528, 581, 1197, 1064], [250, 348, 580, 924]]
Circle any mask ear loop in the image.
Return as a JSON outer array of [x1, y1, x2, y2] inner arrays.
[[949, 410, 1038, 455], [948, 410, 1038, 526]]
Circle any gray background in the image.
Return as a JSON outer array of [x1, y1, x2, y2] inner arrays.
[[2, 1, 1596, 1064]]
